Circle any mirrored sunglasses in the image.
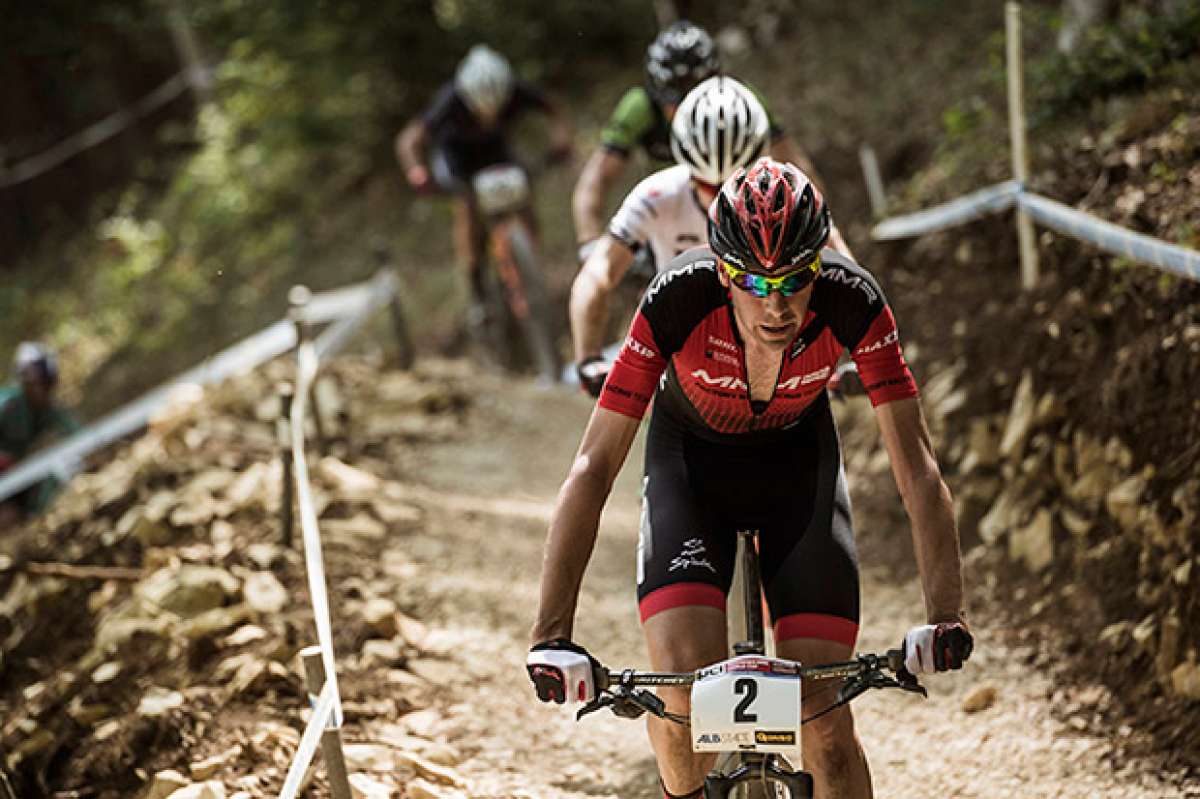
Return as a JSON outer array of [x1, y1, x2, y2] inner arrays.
[[721, 256, 821, 298]]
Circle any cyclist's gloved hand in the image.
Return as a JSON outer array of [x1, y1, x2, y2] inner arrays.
[[903, 622, 974, 674], [576, 356, 610, 399], [526, 639, 602, 704], [577, 238, 601, 265]]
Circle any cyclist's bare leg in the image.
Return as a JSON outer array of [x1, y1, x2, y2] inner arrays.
[[642, 605, 727, 796], [776, 637, 873, 799], [452, 193, 486, 302]]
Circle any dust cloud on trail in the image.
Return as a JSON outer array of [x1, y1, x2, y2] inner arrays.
[[393, 374, 1190, 799]]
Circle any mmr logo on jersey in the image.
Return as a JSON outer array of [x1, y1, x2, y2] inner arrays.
[[692, 368, 747, 391], [776, 366, 831, 390]]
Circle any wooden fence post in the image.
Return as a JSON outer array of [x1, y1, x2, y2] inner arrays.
[[277, 382, 295, 547], [1007, 1, 1041, 289], [288, 285, 328, 454], [300, 646, 352, 799]]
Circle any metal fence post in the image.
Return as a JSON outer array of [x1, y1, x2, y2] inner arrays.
[[288, 285, 328, 454], [1007, 1, 1040, 289], [300, 646, 353, 799], [277, 382, 295, 547]]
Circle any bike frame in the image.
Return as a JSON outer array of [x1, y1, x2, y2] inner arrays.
[[713, 529, 813, 799], [474, 179, 559, 382]]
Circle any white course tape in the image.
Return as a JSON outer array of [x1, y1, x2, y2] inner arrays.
[[278, 677, 337, 799], [290, 341, 343, 728], [313, 271, 399, 359], [0, 69, 207, 189], [871, 181, 1021, 241], [0, 320, 298, 503], [870, 181, 1200, 284], [1018, 192, 1200, 282], [0, 273, 395, 505]]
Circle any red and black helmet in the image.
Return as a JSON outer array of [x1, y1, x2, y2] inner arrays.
[[707, 157, 831, 274]]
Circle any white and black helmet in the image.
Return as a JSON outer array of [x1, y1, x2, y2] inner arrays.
[[455, 45, 514, 119], [14, 341, 58, 386], [670, 76, 770, 186]]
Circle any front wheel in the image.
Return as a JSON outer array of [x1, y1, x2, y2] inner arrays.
[[705, 754, 811, 799]]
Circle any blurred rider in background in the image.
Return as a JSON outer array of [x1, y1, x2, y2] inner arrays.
[[571, 20, 829, 267], [571, 75, 852, 397], [396, 45, 573, 321], [570, 76, 771, 396], [0, 342, 79, 528]]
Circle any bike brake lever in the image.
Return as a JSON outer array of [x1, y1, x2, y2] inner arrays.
[[895, 671, 928, 697], [576, 693, 613, 721]]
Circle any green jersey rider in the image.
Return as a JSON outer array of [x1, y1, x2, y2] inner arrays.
[[571, 20, 831, 265]]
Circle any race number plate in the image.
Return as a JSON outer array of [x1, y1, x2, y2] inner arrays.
[[472, 164, 530, 216], [690, 655, 802, 756]]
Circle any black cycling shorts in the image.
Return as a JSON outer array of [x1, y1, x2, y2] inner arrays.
[[429, 141, 512, 193], [636, 394, 861, 647]]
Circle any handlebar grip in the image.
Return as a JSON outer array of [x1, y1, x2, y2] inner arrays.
[[886, 648, 905, 673]]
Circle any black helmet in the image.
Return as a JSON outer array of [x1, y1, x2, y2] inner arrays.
[[708, 158, 831, 274], [645, 20, 720, 108], [14, 341, 59, 386]]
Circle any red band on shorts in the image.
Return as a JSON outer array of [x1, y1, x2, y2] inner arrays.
[[773, 613, 859, 647], [639, 583, 726, 623]]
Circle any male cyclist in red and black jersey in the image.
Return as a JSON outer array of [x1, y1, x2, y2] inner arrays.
[[528, 159, 972, 799]]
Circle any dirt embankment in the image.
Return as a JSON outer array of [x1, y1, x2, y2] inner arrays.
[[868, 79, 1200, 773]]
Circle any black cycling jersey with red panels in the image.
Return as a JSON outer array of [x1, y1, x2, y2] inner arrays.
[[598, 248, 919, 435]]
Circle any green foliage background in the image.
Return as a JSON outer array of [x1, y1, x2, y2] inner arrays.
[[3, 0, 1198, 415]]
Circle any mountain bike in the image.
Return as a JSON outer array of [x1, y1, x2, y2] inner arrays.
[[470, 162, 560, 384], [577, 530, 927, 798]]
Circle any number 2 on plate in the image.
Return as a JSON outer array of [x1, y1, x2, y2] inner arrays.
[[733, 677, 758, 723]]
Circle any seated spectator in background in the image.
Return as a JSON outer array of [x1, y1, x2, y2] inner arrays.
[[0, 342, 79, 528]]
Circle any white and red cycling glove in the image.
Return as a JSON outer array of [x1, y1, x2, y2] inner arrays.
[[903, 622, 974, 675], [526, 639, 601, 704]]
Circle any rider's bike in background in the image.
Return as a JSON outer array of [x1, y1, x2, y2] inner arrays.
[[470, 162, 560, 384], [576, 530, 927, 799]]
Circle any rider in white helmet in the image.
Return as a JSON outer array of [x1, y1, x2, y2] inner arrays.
[[455, 45, 514, 122], [571, 21, 837, 267], [570, 76, 841, 397], [396, 46, 573, 317]]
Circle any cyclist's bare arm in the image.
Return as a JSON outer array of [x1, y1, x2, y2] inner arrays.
[[395, 118, 429, 174], [874, 397, 966, 624], [771, 135, 854, 260], [542, 97, 575, 156], [572, 149, 629, 244], [569, 235, 637, 362], [531, 407, 641, 643]]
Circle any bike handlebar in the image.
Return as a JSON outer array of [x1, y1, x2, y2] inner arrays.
[[598, 649, 907, 691]]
